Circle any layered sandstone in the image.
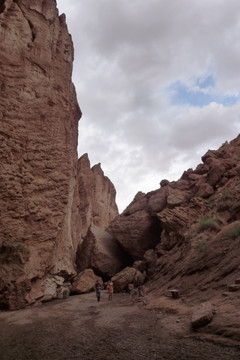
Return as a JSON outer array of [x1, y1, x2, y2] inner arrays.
[[108, 135, 240, 299], [0, 0, 81, 309]]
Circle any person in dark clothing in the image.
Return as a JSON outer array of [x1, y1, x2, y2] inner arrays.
[[95, 280, 101, 302]]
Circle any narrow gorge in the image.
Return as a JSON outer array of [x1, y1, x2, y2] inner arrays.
[[0, 2, 240, 349]]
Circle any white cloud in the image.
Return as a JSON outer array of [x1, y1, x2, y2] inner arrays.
[[57, 0, 240, 212]]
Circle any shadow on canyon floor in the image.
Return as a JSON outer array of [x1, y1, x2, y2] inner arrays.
[[0, 291, 239, 360]]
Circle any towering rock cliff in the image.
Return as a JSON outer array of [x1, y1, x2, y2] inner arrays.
[[0, 0, 121, 310], [0, 0, 80, 310], [0, 0, 161, 309]]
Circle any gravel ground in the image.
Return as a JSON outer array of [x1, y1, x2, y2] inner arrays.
[[0, 291, 239, 360]]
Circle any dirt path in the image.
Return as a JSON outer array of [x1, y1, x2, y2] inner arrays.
[[0, 291, 239, 360]]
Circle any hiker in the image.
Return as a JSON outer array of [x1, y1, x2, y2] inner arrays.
[[107, 280, 114, 301], [95, 280, 101, 302]]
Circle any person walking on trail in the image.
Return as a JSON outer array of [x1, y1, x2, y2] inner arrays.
[[107, 280, 114, 301], [95, 280, 101, 302]]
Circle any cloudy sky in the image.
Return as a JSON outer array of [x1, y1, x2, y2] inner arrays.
[[57, 0, 240, 212]]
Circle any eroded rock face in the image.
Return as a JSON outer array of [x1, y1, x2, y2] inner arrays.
[[108, 210, 161, 260], [108, 135, 240, 296], [0, 0, 81, 310], [71, 154, 119, 244], [76, 224, 128, 278]]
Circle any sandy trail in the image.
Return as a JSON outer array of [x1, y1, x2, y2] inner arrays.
[[0, 291, 239, 360]]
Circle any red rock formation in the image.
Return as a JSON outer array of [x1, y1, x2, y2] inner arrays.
[[108, 135, 240, 298], [76, 224, 128, 278], [71, 269, 102, 294], [72, 154, 118, 244], [71, 154, 121, 279], [0, 0, 120, 310], [108, 209, 161, 260], [0, 0, 81, 310]]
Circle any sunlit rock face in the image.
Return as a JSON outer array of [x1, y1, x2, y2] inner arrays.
[[0, 0, 81, 310]]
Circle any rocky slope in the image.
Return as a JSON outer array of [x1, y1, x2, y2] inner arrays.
[[0, 0, 119, 310], [108, 135, 240, 300], [105, 135, 240, 343]]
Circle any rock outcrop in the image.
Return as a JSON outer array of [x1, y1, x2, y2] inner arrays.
[[72, 153, 118, 244], [76, 224, 128, 278], [191, 302, 213, 329], [111, 267, 138, 292], [108, 208, 161, 260], [108, 135, 240, 298]]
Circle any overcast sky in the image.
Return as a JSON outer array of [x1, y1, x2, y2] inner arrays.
[[57, 0, 240, 213]]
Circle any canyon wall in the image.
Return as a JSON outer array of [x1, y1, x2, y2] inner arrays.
[[0, 0, 81, 309], [0, 0, 120, 310], [108, 136, 240, 296], [72, 153, 118, 244], [3, 0, 239, 313]]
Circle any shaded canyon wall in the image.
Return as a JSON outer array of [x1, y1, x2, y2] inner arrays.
[[0, 0, 119, 310]]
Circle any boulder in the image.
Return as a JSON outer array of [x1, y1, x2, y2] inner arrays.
[[167, 189, 186, 208], [191, 302, 213, 329], [143, 249, 158, 264], [26, 276, 71, 304], [71, 269, 101, 294], [111, 267, 138, 292], [133, 260, 146, 272], [76, 224, 128, 277], [194, 181, 214, 198], [148, 187, 168, 213], [203, 152, 233, 188], [134, 270, 146, 287], [160, 179, 170, 187], [108, 210, 161, 260]]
